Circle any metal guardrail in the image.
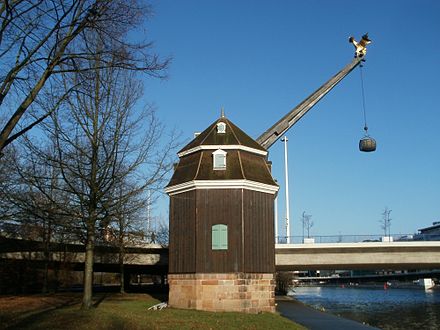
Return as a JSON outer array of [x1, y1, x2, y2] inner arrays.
[[275, 234, 440, 244]]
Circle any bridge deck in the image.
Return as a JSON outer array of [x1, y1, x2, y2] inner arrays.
[[3, 238, 440, 272], [275, 242, 440, 270]]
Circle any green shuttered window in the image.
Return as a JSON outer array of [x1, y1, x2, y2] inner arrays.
[[212, 224, 228, 250]]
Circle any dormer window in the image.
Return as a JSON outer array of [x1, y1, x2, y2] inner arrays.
[[212, 149, 227, 170], [217, 122, 226, 134]]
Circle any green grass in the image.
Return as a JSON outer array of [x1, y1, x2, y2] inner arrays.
[[4, 294, 305, 330]]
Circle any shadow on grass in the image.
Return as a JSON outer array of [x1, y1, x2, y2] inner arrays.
[[63, 284, 169, 303], [126, 284, 169, 303], [4, 297, 80, 329], [2, 288, 168, 329], [92, 293, 108, 308]]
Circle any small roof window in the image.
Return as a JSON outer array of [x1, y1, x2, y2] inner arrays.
[[217, 122, 226, 134], [212, 149, 227, 170]]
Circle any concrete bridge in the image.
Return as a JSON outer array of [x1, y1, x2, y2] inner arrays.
[[2, 238, 440, 272], [275, 241, 440, 271], [0, 237, 168, 274]]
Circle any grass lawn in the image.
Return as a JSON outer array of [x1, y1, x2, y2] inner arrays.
[[0, 293, 305, 329]]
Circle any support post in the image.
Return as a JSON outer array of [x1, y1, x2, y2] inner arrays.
[[281, 136, 290, 244], [274, 195, 279, 244]]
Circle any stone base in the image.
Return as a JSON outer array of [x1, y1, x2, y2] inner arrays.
[[168, 273, 275, 313]]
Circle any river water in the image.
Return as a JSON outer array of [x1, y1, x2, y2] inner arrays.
[[291, 286, 440, 329]]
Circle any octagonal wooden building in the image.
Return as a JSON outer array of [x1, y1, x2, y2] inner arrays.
[[165, 113, 278, 313]]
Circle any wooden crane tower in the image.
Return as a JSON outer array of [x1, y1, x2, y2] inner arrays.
[[165, 34, 372, 314]]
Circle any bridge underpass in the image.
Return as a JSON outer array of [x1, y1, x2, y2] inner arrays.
[[291, 270, 440, 285]]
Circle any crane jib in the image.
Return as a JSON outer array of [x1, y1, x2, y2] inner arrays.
[[256, 57, 363, 150]]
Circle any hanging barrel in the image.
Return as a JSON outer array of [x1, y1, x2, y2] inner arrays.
[[359, 136, 376, 152]]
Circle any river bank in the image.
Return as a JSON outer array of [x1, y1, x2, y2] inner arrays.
[[290, 285, 440, 329], [276, 296, 378, 330]]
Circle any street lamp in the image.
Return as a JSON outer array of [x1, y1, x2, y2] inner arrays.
[[281, 136, 291, 244], [274, 193, 278, 244]]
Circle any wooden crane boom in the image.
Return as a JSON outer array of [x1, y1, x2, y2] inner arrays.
[[256, 56, 364, 150]]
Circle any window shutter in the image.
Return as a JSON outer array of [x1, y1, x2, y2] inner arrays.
[[212, 150, 227, 170], [212, 224, 228, 250]]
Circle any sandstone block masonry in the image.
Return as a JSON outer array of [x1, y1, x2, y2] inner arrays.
[[168, 273, 275, 313]]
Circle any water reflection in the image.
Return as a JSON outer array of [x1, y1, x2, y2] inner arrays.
[[292, 286, 440, 329]]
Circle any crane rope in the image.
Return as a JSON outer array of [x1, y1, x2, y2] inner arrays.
[[359, 63, 369, 135]]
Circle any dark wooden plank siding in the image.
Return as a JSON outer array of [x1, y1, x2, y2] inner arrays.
[[195, 189, 243, 273], [169, 188, 274, 274], [243, 190, 275, 273], [169, 191, 196, 273]]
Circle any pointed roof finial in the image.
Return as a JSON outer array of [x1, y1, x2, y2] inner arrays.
[[220, 107, 225, 118]]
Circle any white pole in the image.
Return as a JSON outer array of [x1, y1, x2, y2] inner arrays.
[[274, 194, 278, 244], [281, 136, 291, 244]]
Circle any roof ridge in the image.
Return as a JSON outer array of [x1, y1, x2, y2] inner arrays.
[[226, 118, 242, 146], [199, 122, 217, 146], [193, 151, 203, 180], [178, 115, 266, 154]]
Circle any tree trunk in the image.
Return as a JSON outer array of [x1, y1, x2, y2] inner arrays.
[[119, 254, 125, 294], [42, 221, 51, 293], [42, 236, 49, 293], [82, 221, 95, 309], [42, 257, 49, 293], [119, 232, 125, 294]]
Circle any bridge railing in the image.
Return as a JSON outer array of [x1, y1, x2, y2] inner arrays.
[[275, 233, 440, 244]]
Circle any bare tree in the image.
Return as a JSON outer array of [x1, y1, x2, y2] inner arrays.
[[301, 211, 313, 239], [2, 143, 77, 292], [0, 147, 19, 222], [39, 60, 176, 307], [275, 271, 294, 295], [380, 207, 392, 237], [154, 217, 169, 246], [106, 180, 149, 294], [0, 0, 169, 153]]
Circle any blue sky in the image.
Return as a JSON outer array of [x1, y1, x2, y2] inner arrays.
[[143, 0, 440, 237]]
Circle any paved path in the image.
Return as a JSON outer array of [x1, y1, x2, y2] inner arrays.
[[276, 297, 379, 330]]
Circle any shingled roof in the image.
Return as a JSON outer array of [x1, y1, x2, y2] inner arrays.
[[178, 116, 266, 154], [167, 116, 277, 190]]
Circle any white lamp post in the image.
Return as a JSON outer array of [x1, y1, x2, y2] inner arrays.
[[274, 194, 278, 243], [281, 136, 291, 244]]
